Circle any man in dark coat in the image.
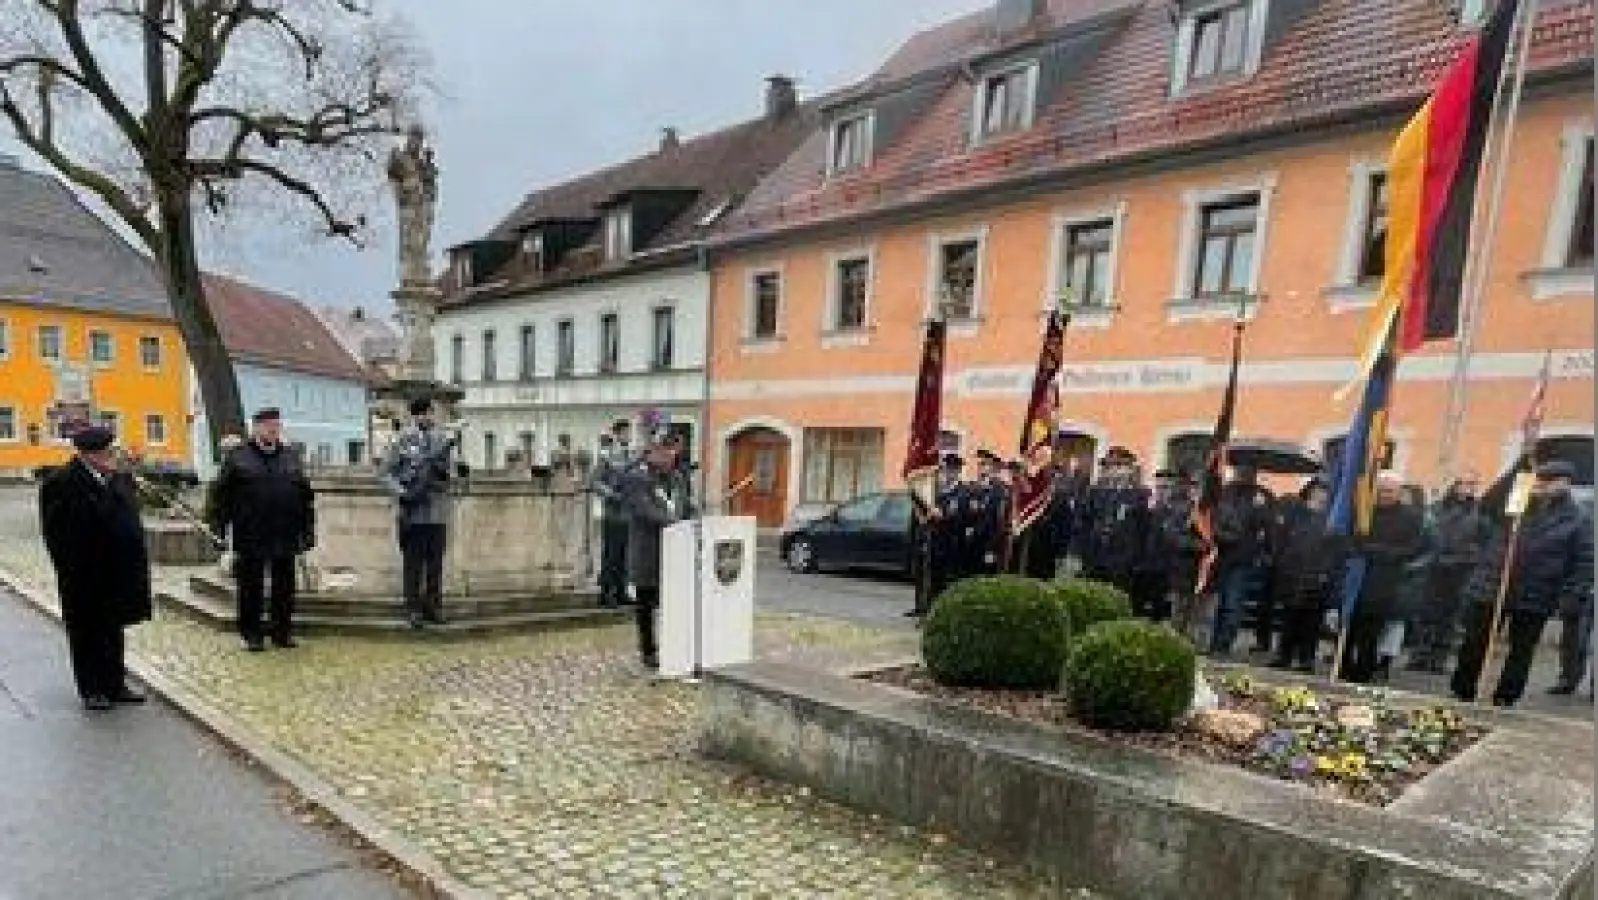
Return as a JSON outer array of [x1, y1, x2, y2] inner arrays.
[[588, 423, 635, 608], [619, 430, 696, 670], [911, 454, 968, 617], [966, 450, 1007, 576], [207, 408, 316, 651], [1451, 459, 1594, 706], [1269, 479, 1336, 672], [39, 426, 152, 711], [1208, 465, 1275, 656], [1408, 474, 1489, 672], [1075, 448, 1150, 596], [1131, 470, 1184, 620], [1048, 454, 1092, 573], [1339, 471, 1426, 683]]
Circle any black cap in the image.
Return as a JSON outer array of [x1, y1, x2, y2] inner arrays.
[[408, 398, 432, 417], [251, 407, 281, 423], [1536, 460, 1577, 481], [70, 425, 114, 453], [941, 453, 964, 468], [1005, 460, 1024, 472], [976, 449, 1000, 463]]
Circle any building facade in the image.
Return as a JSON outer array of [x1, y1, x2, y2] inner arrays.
[[434, 77, 819, 474], [0, 155, 190, 472], [190, 274, 370, 476], [704, 0, 1595, 526]]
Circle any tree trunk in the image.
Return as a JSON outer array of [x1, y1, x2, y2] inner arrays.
[[155, 190, 243, 463]]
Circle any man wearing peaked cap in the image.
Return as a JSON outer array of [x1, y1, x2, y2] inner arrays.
[[1452, 451, 1593, 705], [39, 423, 152, 711], [207, 406, 316, 651]]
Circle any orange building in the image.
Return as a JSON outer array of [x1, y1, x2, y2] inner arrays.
[[0, 157, 189, 471], [704, 0, 1595, 526]]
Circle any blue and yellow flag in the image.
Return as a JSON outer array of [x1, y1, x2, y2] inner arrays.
[[1328, 348, 1397, 540]]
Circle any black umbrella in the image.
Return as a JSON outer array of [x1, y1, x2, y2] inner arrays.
[[1226, 437, 1322, 475]]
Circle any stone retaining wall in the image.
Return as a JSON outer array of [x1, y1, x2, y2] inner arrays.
[[701, 662, 1594, 900]]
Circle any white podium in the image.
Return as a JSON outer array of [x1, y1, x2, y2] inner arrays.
[[658, 515, 757, 680]]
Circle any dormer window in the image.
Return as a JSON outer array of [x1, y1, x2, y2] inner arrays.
[[828, 112, 874, 175], [603, 208, 632, 261], [975, 63, 1038, 141], [452, 252, 473, 291], [522, 231, 544, 273], [1172, 0, 1266, 96]]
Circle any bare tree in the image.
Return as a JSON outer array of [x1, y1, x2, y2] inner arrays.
[[0, 0, 427, 454]]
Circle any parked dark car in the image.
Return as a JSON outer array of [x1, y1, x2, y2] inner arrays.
[[780, 490, 915, 578]]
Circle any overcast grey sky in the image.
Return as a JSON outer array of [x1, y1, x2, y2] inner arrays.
[[96, 1, 990, 311]]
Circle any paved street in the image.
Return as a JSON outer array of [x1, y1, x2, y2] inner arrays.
[[0, 587, 409, 900]]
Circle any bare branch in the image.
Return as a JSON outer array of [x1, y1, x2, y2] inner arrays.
[[49, 0, 148, 153], [0, 79, 156, 248], [196, 156, 364, 245]]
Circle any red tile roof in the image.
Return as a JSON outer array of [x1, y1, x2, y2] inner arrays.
[[717, 0, 1595, 246], [202, 273, 368, 383]]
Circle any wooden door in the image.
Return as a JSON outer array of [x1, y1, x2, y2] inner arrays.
[[728, 429, 790, 527]]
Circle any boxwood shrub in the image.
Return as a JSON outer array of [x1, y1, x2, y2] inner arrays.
[[1049, 578, 1134, 641], [921, 575, 1071, 690], [1063, 619, 1196, 732]]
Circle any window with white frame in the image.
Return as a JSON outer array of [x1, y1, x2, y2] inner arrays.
[[145, 414, 166, 445], [89, 330, 113, 365], [518, 324, 536, 381], [749, 270, 782, 340], [829, 113, 873, 174], [977, 64, 1037, 140], [452, 252, 473, 291], [801, 427, 885, 503], [449, 334, 464, 384], [37, 325, 61, 362], [1060, 218, 1116, 307], [1172, 0, 1264, 95], [1567, 138, 1594, 268], [832, 256, 871, 331], [518, 431, 535, 466], [483, 432, 498, 469], [603, 208, 632, 260], [522, 230, 544, 273], [934, 237, 981, 320], [555, 319, 575, 375], [1192, 196, 1261, 299], [599, 313, 620, 372], [0, 407, 14, 441], [139, 335, 161, 368], [1458, 0, 1488, 25], [651, 307, 675, 370], [481, 329, 497, 381], [1357, 171, 1391, 282]]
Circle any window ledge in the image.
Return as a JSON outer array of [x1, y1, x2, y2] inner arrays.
[[741, 336, 786, 354], [1322, 283, 1379, 313], [1522, 267, 1594, 301], [821, 327, 873, 349], [1164, 296, 1262, 324], [1055, 303, 1117, 330], [946, 316, 984, 338]]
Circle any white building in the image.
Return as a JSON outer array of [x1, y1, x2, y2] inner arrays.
[[433, 76, 817, 472]]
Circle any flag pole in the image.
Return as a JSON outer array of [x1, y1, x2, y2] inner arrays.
[[1437, 0, 1540, 483]]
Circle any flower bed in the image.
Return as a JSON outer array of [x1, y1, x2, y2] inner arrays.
[[863, 666, 1488, 806]]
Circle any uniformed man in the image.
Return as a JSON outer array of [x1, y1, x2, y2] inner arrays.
[[1132, 469, 1185, 620], [968, 450, 1008, 576], [588, 422, 635, 608], [39, 425, 152, 711], [911, 453, 967, 617], [1075, 447, 1152, 595]]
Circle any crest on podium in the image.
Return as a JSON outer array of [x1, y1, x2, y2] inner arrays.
[[714, 539, 744, 586]]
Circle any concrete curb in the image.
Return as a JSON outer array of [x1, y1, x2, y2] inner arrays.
[[0, 565, 491, 900]]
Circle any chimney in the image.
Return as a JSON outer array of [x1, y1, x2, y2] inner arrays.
[[765, 75, 797, 121], [352, 306, 366, 321], [660, 127, 680, 153], [996, 0, 1045, 36]]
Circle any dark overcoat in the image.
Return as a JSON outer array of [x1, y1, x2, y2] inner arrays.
[[206, 440, 315, 559], [39, 458, 152, 628]]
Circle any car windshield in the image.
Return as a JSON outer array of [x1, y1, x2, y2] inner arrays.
[[835, 494, 886, 525]]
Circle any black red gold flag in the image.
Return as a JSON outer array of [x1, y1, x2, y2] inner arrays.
[[903, 316, 947, 520]]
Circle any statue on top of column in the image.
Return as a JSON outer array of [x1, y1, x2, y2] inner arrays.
[[388, 126, 439, 288]]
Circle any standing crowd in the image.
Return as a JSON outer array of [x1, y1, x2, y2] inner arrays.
[[913, 432, 1594, 708]]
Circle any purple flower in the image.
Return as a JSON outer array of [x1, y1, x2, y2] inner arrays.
[[1289, 755, 1315, 777], [1257, 729, 1296, 757]]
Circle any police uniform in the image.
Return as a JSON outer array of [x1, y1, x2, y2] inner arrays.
[[912, 455, 967, 616], [1075, 449, 1152, 595]]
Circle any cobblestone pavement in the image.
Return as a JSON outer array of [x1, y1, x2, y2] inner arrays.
[[0, 488, 1068, 898]]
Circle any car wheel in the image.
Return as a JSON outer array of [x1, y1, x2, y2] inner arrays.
[[786, 537, 818, 573]]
